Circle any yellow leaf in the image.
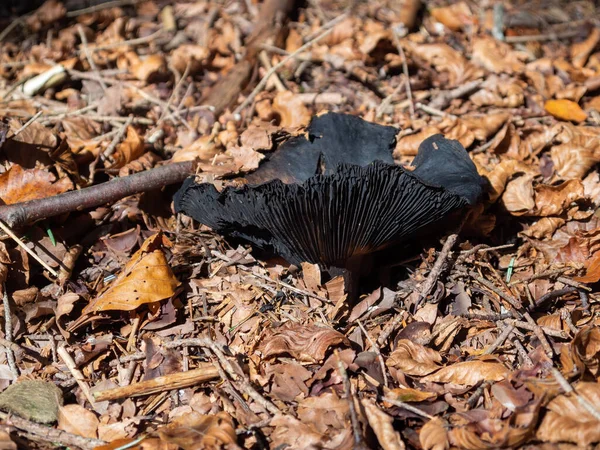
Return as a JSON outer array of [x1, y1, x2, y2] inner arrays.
[[83, 233, 179, 313], [544, 99, 587, 123]]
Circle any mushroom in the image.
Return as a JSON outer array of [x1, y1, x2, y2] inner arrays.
[[174, 113, 485, 294]]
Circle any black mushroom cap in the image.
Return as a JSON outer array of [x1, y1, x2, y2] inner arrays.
[[246, 112, 398, 184], [174, 123, 485, 269]]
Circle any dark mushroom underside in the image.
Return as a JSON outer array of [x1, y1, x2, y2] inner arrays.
[[175, 159, 475, 268]]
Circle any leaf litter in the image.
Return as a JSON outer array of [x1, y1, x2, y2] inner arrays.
[[0, 0, 599, 449]]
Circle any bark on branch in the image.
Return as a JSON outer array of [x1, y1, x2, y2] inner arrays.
[[0, 161, 195, 229]]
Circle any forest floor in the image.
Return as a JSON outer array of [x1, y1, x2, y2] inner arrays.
[[0, 0, 600, 449]]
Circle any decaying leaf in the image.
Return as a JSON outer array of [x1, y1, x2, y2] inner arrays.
[[537, 382, 600, 446], [58, 404, 99, 439], [422, 359, 508, 386], [258, 322, 348, 362], [545, 99, 588, 123], [157, 411, 238, 449], [362, 398, 405, 450], [82, 233, 179, 313], [0, 164, 73, 205], [386, 339, 442, 376], [420, 417, 449, 450]]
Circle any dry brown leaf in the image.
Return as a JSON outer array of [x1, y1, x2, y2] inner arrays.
[[297, 392, 349, 434], [569, 326, 600, 376], [460, 111, 510, 141], [270, 414, 350, 450], [531, 180, 586, 217], [502, 174, 535, 215], [157, 411, 238, 449], [58, 404, 99, 439], [239, 123, 280, 151], [422, 359, 508, 386], [386, 339, 442, 376], [575, 251, 600, 283], [26, 0, 66, 31], [258, 322, 348, 363], [226, 145, 264, 172], [0, 431, 16, 450], [551, 144, 600, 179], [169, 44, 209, 75], [471, 36, 525, 74], [301, 262, 321, 292], [470, 77, 525, 108], [571, 27, 600, 68], [385, 387, 436, 403], [272, 91, 311, 129], [82, 233, 179, 313], [522, 217, 566, 239], [420, 417, 449, 450], [128, 54, 166, 82], [478, 159, 534, 203], [537, 382, 600, 446], [0, 164, 73, 205], [430, 2, 472, 31], [362, 398, 405, 450], [545, 99, 588, 123], [110, 126, 145, 170], [394, 127, 440, 158], [408, 43, 483, 87]]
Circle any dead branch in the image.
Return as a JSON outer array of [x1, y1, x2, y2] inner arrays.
[[0, 161, 195, 229]]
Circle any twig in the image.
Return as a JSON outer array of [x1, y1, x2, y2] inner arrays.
[[483, 322, 514, 355], [2, 286, 19, 378], [336, 351, 363, 445], [0, 161, 195, 229], [381, 396, 434, 420], [86, 29, 164, 52], [233, 14, 347, 115], [512, 320, 568, 339], [258, 51, 286, 92], [418, 227, 464, 304], [429, 79, 483, 110], [102, 115, 134, 162], [469, 271, 523, 314], [1, 411, 105, 450], [57, 345, 96, 407], [0, 18, 23, 44], [512, 337, 534, 368], [77, 25, 107, 92], [416, 102, 455, 118], [391, 29, 414, 118], [534, 287, 578, 308], [10, 111, 43, 138], [466, 381, 492, 410], [357, 320, 388, 387], [0, 220, 59, 277], [505, 29, 580, 43], [66, 0, 142, 17], [551, 367, 600, 421], [377, 312, 405, 346]]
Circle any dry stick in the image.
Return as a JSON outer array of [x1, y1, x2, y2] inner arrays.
[[469, 271, 523, 314], [377, 312, 405, 346], [94, 363, 220, 402], [357, 320, 388, 388], [551, 367, 600, 421], [11, 111, 43, 138], [233, 13, 347, 115], [381, 396, 434, 420], [2, 286, 19, 378], [483, 322, 514, 355], [57, 345, 96, 407], [505, 29, 580, 43], [419, 223, 466, 304], [1, 411, 105, 450], [0, 161, 195, 229], [512, 338, 534, 368], [336, 351, 363, 445], [102, 115, 134, 162], [416, 102, 455, 118], [429, 79, 483, 110], [66, 0, 143, 17], [512, 320, 568, 339], [77, 25, 108, 92], [258, 51, 286, 92], [87, 29, 164, 52], [0, 220, 59, 277], [391, 29, 414, 118]]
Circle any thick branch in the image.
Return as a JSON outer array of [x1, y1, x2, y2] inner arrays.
[[0, 161, 195, 229]]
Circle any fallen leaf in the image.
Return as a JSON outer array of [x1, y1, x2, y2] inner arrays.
[[58, 404, 99, 439], [386, 339, 442, 376], [471, 36, 525, 74], [362, 398, 405, 450], [430, 2, 473, 31], [297, 392, 349, 434], [272, 91, 311, 128], [571, 27, 600, 68], [420, 417, 449, 450], [110, 126, 145, 169], [502, 174, 535, 215], [157, 411, 238, 449], [258, 322, 348, 363], [530, 180, 586, 217], [545, 99, 588, 123], [82, 233, 179, 313], [408, 43, 483, 87], [170, 44, 209, 75], [422, 359, 508, 386], [0, 164, 73, 205], [537, 382, 600, 445]]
